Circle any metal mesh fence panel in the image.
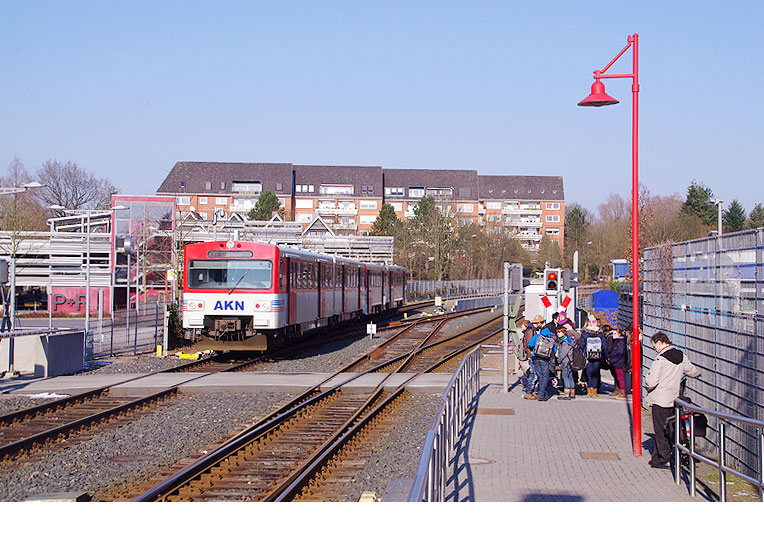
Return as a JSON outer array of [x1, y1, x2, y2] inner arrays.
[[86, 303, 164, 360], [641, 228, 764, 479], [407, 279, 504, 301]]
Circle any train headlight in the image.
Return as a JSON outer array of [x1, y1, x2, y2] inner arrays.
[[254, 301, 271, 312], [183, 300, 204, 311]]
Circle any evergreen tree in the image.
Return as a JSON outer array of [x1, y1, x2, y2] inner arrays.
[[722, 199, 746, 233], [247, 190, 283, 221], [747, 203, 764, 229], [680, 181, 717, 226], [369, 203, 401, 236], [564, 204, 589, 267]]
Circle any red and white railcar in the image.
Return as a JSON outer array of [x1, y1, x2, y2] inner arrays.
[[182, 240, 405, 351]]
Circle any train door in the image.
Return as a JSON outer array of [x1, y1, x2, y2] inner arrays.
[[287, 258, 296, 326], [357, 267, 361, 310]]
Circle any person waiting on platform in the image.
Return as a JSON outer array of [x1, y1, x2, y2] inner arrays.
[[554, 325, 577, 400], [644, 332, 700, 469], [606, 328, 628, 398], [528, 320, 558, 402], [522, 315, 544, 399], [578, 317, 607, 397]]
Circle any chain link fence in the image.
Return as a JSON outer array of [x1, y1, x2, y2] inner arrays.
[[85, 303, 166, 360], [407, 279, 504, 302], [639, 228, 763, 480]]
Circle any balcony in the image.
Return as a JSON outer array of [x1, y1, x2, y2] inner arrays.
[[316, 206, 358, 216], [518, 233, 543, 240], [502, 207, 542, 216], [330, 222, 358, 231], [518, 219, 542, 228]]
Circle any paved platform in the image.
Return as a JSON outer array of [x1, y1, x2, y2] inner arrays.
[[0, 371, 451, 396], [446, 373, 709, 502]]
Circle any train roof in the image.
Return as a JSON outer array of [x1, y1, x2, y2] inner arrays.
[[185, 240, 403, 270]]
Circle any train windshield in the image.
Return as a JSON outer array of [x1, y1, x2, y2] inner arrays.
[[188, 260, 273, 290]]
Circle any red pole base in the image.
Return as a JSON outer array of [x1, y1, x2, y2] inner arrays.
[[631, 338, 642, 455]]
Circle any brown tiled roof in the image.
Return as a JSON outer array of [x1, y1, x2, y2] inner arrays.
[[478, 175, 564, 201], [382, 169, 479, 200], [292, 165, 383, 197], [156, 162, 293, 195]]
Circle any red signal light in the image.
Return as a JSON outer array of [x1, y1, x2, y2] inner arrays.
[[547, 272, 557, 280]]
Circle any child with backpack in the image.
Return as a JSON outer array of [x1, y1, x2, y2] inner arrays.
[[528, 323, 558, 402], [578, 318, 608, 397], [554, 326, 580, 400]]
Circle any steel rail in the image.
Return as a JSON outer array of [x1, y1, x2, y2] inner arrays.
[[131, 309, 491, 501]]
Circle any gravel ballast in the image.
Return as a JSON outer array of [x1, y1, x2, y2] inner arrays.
[[0, 391, 292, 502]]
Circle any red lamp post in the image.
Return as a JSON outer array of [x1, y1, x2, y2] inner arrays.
[[578, 33, 642, 456]]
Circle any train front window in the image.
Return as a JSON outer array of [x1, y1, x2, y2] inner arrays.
[[188, 260, 273, 290]]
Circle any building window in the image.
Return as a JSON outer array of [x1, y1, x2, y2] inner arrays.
[[427, 187, 453, 197], [390, 202, 403, 211], [546, 215, 560, 222], [232, 181, 262, 194], [180, 181, 186, 188], [457, 218, 472, 227], [546, 228, 560, 235], [546, 202, 560, 210], [178, 197, 190, 205], [405, 187, 421, 197], [200, 212, 208, 220], [360, 200, 377, 210], [295, 199, 314, 209], [359, 215, 376, 225], [486, 214, 502, 222], [220, 182, 226, 190], [276, 182, 283, 191], [296, 213, 312, 222], [486, 201, 502, 210], [296, 184, 315, 193], [457, 203, 474, 213], [199, 197, 208, 205], [205, 181, 212, 190], [368, 185, 373, 194], [320, 185, 353, 195], [385, 187, 405, 196], [459, 187, 470, 197], [216, 197, 228, 205]]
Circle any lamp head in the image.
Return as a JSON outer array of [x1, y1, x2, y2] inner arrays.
[[578, 80, 619, 107]]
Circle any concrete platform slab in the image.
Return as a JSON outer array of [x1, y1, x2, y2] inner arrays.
[[179, 372, 327, 394], [0, 374, 146, 396], [109, 373, 209, 395]]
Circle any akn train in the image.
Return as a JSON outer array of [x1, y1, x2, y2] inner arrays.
[[182, 240, 406, 351]]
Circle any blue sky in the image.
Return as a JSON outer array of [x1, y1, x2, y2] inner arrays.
[[2, 1, 763, 214]]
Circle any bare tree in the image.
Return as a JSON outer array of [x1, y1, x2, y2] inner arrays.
[[0, 158, 48, 256], [36, 159, 117, 214]]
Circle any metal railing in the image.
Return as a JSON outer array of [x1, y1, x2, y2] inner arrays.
[[407, 279, 504, 301], [673, 397, 764, 501], [86, 303, 165, 359], [408, 345, 481, 501]]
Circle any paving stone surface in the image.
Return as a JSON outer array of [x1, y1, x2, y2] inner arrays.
[[446, 374, 708, 502]]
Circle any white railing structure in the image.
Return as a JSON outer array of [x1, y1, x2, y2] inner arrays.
[[673, 397, 764, 502], [408, 345, 481, 501]]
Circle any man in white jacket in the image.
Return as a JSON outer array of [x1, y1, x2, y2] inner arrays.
[[644, 332, 700, 469]]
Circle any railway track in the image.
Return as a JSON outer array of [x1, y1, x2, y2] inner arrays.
[[130, 307, 505, 501], [0, 304, 483, 463]]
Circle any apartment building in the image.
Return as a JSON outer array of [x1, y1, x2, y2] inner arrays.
[[382, 168, 480, 227], [478, 175, 564, 251], [156, 162, 294, 221], [292, 165, 383, 235], [156, 162, 564, 251]]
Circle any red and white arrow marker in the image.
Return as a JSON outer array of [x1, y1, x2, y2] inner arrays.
[[540, 295, 552, 308], [561, 296, 572, 308]]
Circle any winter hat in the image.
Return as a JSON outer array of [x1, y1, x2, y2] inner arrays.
[[584, 318, 600, 333], [532, 314, 544, 325], [556, 312, 568, 325]]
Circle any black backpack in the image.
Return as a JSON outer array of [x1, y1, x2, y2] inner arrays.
[[571, 346, 587, 371]]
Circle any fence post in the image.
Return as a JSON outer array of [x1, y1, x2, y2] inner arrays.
[[133, 308, 138, 355], [110, 316, 114, 357], [154, 302, 159, 352]]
